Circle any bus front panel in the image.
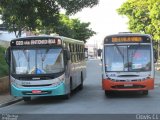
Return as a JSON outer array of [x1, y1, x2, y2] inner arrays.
[[10, 74, 70, 97], [102, 43, 154, 92]]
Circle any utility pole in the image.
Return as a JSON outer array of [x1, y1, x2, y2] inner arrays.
[[94, 39, 97, 58]]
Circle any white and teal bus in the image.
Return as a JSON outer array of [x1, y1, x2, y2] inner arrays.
[[5, 35, 86, 101]]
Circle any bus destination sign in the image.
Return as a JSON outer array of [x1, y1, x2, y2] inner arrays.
[[111, 37, 142, 43], [11, 39, 62, 46]]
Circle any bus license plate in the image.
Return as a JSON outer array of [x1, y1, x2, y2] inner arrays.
[[124, 84, 133, 87], [32, 90, 42, 94]]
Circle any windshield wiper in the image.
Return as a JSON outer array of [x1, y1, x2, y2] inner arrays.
[[114, 43, 124, 61], [23, 50, 30, 72], [40, 49, 49, 69], [114, 43, 125, 71]]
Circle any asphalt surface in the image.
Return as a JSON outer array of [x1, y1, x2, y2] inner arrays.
[[0, 59, 160, 120]]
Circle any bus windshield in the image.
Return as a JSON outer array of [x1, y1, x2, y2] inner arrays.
[[11, 48, 64, 75], [104, 45, 151, 72]]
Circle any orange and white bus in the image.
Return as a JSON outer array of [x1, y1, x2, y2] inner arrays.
[[102, 33, 156, 96]]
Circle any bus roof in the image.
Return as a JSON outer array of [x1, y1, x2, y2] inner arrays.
[[104, 33, 152, 39], [10, 35, 84, 45], [61, 36, 84, 44], [104, 33, 152, 44]]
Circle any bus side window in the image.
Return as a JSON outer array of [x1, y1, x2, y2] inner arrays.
[[64, 42, 71, 63], [70, 44, 74, 63]]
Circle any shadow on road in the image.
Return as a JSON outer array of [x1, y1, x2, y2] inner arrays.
[[22, 87, 83, 105], [104, 91, 150, 99]]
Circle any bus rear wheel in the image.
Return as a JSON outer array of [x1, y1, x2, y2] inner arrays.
[[23, 97, 31, 102], [78, 73, 84, 90]]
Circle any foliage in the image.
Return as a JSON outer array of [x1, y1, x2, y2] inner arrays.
[[54, 15, 96, 43], [149, 0, 160, 40], [0, 0, 98, 38], [0, 0, 60, 37], [117, 0, 160, 40], [57, 0, 98, 15], [0, 46, 8, 77]]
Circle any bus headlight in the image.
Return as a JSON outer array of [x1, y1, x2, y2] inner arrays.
[[51, 78, 65, 87]]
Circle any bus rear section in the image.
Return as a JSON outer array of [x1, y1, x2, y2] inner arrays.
[[102, 33, 155, 96]]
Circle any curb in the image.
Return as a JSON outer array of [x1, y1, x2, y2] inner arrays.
[[0, 98, 23, 108]]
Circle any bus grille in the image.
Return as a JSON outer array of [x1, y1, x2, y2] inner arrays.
[[22, 84, 52, 87], [113, 79, 142, 82], [22, 91, 52, 95], [112, 85, 145, 89], [19, 77, 52, 80]]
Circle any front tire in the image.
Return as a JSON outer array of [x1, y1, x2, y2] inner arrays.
[[105, 90, 112, 97], [142, 90, 148, 95], [23, 97, 31, 102], [63, 79, 72, 99], [63, 93, 71, 99]]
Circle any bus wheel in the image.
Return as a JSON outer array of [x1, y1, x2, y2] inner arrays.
[[105, 90, 112, 97], [63, 93, 71, 99], [142, 90, 148, 95], [23, 97, 31, 102], [79, 73, 84, 90]]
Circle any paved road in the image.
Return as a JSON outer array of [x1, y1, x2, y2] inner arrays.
[[0, 59, 160, 115]]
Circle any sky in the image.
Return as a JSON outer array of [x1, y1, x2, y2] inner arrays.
[[72, 0, 129, 47], [0, 0, 129, 44]]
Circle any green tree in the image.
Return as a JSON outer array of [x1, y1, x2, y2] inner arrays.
[[0, 0, 60, 37], [57, 0, 98, 14], [55, 14, 96, 43], [117, 0, 160, 40], [0, 0, 98, 38], [149, 0, 160, 40], [71, 19, 96, 42], [0, 46, 8, 77]]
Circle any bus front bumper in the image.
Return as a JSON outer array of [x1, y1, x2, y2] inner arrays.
[[11, 83, 67, 97], [102, 78, 154, 91]]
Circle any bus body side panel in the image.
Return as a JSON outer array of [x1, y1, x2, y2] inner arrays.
[[70, 62, 76, 90], [82, 61, 87, 81], [70, 61, 86, 90]]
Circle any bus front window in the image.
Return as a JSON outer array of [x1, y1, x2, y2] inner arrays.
[[128, 45, 151, 71], [104, 45, 151, 72], [11, 48, 64, 74], [105, 46, 127, 71]]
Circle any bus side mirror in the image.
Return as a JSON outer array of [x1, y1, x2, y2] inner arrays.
[[154, 48, 158, 63], [5, 47, 10, 65], [64, 49, 71, 61]]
